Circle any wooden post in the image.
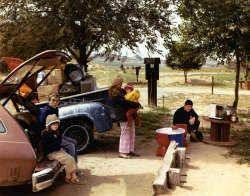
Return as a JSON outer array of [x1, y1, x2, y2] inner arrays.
[[176, 147, 186, 168], [144, 58, 160, 106], [163, 95, 165, 108], [153, 141, 178, 194], [147, 72, 153, 105], [152, 141, 187, 195], [168, 168, 181, 187], [212, 76, 214, 95], [135, 66, 141, 82]]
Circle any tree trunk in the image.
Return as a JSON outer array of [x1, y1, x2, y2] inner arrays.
[[78, 46, 88, 72], [233, 53, 240, 108], [244, 66, 249, 81], [184, 71, 188, 83], [77, 57, 88, 72]]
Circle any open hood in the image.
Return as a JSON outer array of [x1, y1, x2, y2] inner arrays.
[[0, 50, 71, 100]]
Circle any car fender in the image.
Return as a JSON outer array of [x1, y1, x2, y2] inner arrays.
[[0, 105, 36, 186], [58, 102, 113, 133]]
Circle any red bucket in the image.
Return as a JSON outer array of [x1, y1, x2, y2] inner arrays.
[[155, 130, 170, 157]]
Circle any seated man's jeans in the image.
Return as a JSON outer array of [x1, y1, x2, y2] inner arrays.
[[187, 119, 200, 134], [61, 136, 78, 163]]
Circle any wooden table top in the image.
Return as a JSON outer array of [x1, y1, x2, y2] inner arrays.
[[203, 116, 239, 124]]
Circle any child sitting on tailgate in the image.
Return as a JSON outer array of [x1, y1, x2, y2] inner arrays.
[[41, 114, 86, 185], [124, 83, 142, 130]]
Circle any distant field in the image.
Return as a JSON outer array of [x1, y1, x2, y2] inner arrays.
[[89, 65, 250, 118], [88, 66, 244, 89], [92, 59, 231, 71]]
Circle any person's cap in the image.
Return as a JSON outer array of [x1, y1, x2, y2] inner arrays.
[[46, 114, 60, 127], [185, 100, 193, 106], [124, 83, 134, 91], [111, 74, 123, 87]]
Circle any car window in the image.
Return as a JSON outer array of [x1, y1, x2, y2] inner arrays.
[[5, 64, 43, 85], [0, 119, 7, 133]]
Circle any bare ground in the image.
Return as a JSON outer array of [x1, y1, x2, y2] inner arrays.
[[1, 119, 249, 196]]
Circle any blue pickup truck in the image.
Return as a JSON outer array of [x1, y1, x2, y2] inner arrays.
[[37, 87, 115, 154], [0, 50, 115, 154]]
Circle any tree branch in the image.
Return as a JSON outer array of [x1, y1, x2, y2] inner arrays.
[[66, 46, 79, 62]]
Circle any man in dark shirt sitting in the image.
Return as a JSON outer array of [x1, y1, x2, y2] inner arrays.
[[173, 100, 200, 141]]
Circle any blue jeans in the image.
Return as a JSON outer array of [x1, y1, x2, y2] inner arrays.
[[61, 136, 78, 163]]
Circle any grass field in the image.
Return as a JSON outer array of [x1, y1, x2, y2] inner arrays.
[[89, 66, 250, 114], [89, 66, 245, 88]]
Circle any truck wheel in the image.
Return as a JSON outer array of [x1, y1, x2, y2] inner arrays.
[[60, 120, 94, 154]]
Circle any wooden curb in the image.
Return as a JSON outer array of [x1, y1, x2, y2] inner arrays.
[[153, 141, 187, 195]]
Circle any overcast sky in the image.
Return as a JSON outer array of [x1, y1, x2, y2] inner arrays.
[[122, 10, 181, 58], [121, 38, 167, 58]]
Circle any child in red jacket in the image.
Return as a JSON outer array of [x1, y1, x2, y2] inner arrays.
[[124, 83, 141, 130]]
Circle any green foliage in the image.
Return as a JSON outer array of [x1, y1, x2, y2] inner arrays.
[[174, 0, 249, 59], [0, 58, 10, 74], [0, 1, 63, 61], [0, 0, 172, 71], [166, 41, 205, 71], [173, 0, 249, 104], [165, 40, 206, 82]]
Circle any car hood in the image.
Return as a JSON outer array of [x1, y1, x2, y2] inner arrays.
[[0, 50, 71, 99]]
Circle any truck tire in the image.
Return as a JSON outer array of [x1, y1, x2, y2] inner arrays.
[[60, 120, 94, 154]]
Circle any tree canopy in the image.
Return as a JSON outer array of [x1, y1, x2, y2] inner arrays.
[[0, 0, 172, 71], [165, 39, 206, 83], [173, 0, 250, 106]]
